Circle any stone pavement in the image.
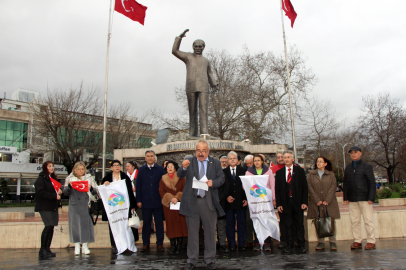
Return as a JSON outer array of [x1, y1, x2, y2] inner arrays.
[[0, 238, 405, 270]]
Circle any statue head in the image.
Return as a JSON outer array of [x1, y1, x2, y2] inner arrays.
[[192, 39, 205, 55]]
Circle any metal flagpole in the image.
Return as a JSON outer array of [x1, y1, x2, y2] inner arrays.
[[280, 0, 297, 159], [102, 0, 114, 178]]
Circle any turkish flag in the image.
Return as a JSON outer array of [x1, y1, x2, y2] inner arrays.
[[71, 181, 89, 192], [114, 0, 147, 25], [282, 0, 297, 28], [50, 177, 61, 192]]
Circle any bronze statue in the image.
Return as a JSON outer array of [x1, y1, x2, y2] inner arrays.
[[172, 29, 218, 138]]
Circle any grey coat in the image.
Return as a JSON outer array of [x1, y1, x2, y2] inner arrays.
[[177, 156, 225, 217], [63, 174, 98, 243]]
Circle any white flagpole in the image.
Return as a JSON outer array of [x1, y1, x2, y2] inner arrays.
[[102, 0, 114, 178], [280, 0, 297, 159]]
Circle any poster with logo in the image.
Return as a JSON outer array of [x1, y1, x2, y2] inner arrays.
[[98, 180, 137, 254], [240, 175, 280, 244]]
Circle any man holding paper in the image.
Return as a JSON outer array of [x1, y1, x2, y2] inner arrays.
[[177, 140, 225, 270]]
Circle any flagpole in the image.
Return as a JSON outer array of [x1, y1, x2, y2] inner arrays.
[[280, 0, 297, 159], [102, 0, 114, 178]]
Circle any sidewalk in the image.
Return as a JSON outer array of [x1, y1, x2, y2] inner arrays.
[[0, 238, 405, 269]]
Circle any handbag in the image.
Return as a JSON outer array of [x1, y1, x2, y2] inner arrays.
[[128, 211, 141, 229], [89, 198, 103, 226], [312, 206, 335, 238]]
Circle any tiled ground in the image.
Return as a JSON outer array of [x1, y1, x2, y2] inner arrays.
[[0, 238, 405, 270]]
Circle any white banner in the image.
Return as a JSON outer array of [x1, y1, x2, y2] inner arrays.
[[240, 175, 280, 244], [98, 180, 137, 254]]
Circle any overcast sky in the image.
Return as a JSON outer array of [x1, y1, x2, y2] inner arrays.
[[1, 0, 405, 129]]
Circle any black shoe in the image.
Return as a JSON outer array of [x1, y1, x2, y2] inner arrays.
[[45, 248, 56, 257], [207, 262, 218, 269], [298, 246, 306, 253], [283, 246, 292, 254], [46, 229, 56, 257], [238, 246, 246, 251], [111, 247, 118, 254], [184, 263, 196, 270], [169, 238, 177, 255], [278, 242, 287, 249], [253, 243, 261, 251], [176, 237, 183, 255], [229, 245, 236, 251], [220, 245, 229, 253], [39, 248, 50, 258]]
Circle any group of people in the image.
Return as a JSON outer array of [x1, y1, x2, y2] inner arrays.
[[34, 141, 377, 270]]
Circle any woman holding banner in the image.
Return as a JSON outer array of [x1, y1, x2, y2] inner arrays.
[[159, 161, 187, 255], [307, 157, 340, 251], [34, 161, 62, 258], [102, 160, 136, 253], [64, 161, 99, 255], [245, 154, 276, 252], [126, 161, 140, 242]]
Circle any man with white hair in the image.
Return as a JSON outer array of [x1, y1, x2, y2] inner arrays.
[[220, 156, 228, 169], [224, 151, 248, 251], [244, 154, 254, 169]]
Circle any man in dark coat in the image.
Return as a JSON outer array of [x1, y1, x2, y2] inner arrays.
[[136, 150, 166, 252], [217, 166, 229, 252], [343, 146, 376, 250], [177, 140, 225, 270], [275, 151, 308, 254], [224, 151, 248, 251]]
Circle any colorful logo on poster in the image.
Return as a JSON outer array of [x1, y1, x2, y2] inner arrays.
[[250, 184, 267, 199], [108, 193, 125, 207]]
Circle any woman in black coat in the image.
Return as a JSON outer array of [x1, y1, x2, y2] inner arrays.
[[101, 160, 137, 253], [34, 161, 63, 258]]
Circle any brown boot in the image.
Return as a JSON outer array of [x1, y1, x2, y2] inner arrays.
[[365, 243, 376, 250], [350, 242, 362, 249], [157, 245, 165, 252]]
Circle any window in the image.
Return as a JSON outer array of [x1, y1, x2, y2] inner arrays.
[[0, 120, 28, 152]]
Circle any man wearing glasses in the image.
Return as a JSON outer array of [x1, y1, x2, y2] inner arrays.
[[136, 150, 166, 252], [178, 140, 225, 270]]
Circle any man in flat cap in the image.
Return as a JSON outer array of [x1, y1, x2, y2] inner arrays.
[[343, 146, 376, 250]]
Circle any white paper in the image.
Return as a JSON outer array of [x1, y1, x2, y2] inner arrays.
[[192, 176, 209, 191], [170, 202, 181, 210]]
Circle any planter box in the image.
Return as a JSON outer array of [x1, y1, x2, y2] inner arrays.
[[379, 198, 406, 207]]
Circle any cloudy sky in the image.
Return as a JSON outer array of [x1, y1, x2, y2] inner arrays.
[[1, 0, 405, 128]]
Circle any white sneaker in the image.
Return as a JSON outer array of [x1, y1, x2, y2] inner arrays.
[[82, 243, 90, 255], [74, 243, 80, 255]]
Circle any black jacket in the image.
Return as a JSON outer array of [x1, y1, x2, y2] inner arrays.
[[343, 159, 376, 202], [34, 172, 60, 212], [217, 172, 229, 218], [101, 171, 137, 221], [223, 166, 247, 210], [275, 164, 308, 212]]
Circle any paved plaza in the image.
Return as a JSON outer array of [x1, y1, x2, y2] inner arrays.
[[0, 238, 405, 270]]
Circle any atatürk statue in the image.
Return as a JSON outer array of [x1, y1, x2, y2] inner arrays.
[[172, 29, 218, 138]]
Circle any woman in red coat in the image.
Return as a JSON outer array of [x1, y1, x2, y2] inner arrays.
[[159, 160, 188, 255]]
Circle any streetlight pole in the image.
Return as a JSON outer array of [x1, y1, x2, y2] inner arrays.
[[337, 142, 350, 174]]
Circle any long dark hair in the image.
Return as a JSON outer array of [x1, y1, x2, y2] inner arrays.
[[42, 161, 57, 180], [127, 161, 139, 170], [313, 156, 333, 171]]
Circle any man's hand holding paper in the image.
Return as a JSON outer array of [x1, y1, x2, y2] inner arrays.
[[192, 176, 209, 191]]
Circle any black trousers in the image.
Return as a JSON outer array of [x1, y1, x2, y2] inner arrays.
[[279, 197, 305, 247]]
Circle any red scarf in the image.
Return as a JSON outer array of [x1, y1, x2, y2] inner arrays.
[[168, 173, 175, 179], [50, 176, 61, 192]]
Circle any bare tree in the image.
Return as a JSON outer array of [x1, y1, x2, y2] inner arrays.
[[298, 96, 342, 156], [235, 46, 316, 144], [361, 93, 406, 183], [30, 85, 153, 173]]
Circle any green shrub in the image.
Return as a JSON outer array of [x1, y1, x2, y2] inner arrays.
[[389, 183, 404, 192], [379, 188, 392, 199], [400, 189, 406, 198]]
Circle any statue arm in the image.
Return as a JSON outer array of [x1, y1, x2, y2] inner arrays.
[[172, 34, 188, 62], [207, 62, 218, 89]]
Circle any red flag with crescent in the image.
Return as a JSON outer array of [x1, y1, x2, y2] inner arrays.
[[114, 0, 147, 25], [71, 181, 89, 192], [50, 177, 61, 192], [282, 0, 297, 28]]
